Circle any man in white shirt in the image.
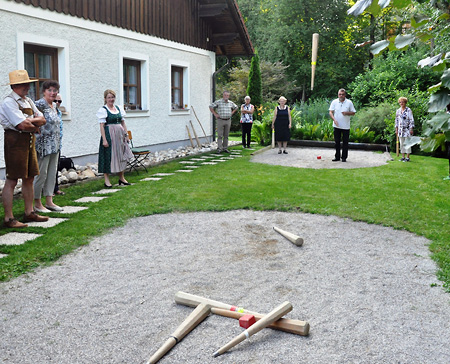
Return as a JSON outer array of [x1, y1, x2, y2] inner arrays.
[[0, 70, 49, 228], [329, 89, 356, 162]]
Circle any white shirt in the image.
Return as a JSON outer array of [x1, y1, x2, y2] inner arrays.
[[0, 91, 43, 130], [329, 98, 356, 130], [96, 105, 126, 124]]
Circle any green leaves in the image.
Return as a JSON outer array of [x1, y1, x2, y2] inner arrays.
[[347, 0, 375, 16], [394, 34, 415, 50], [370, 40, 390, 55], [428, 90, 450, 113]]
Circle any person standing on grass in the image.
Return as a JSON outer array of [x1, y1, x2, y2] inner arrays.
[[272, 96, 291, 154], [240, 96, 254, 148], [395, 97, 415, 162], [33, 80, 64, 212], [97, 89, 133, 187], [209, 91, 238, 153], [329, 89, 356, 162], [0, 70, 49, 228]]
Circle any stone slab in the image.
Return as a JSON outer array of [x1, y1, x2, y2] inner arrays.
[[26, 218, 68, 228], [201, 162, 217, 165], [53, 206, 89, 214], [92, 189, 120, 195], [141, 177, 162, 181], [152, 173, 175, 176], [175, 169, 193, 173], [210, 159, 227, 162], [0, 232, 43, 246], [74, 197, 108, 203], [0, 253, 8, 259], [188, 158, 205, 161], [179, 161, 195, 164], [183, 165, 200, 168]]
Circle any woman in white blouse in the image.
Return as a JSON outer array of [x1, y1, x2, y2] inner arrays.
[[97, 89, 133, 187]]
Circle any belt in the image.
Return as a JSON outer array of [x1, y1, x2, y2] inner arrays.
[[218, 117, 231, 120]]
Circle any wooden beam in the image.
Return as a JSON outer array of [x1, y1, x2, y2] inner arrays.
[[199, 3, 227, 18], [212, 32, 239, 45]]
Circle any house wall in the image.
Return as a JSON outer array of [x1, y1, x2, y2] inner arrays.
[[0, 0, 215, 173]]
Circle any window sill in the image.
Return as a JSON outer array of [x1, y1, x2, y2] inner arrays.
[[125, 110, 150, 118], [169, 108, 190, 115]]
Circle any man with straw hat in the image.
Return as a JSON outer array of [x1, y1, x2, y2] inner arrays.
[[0, 70, 49, 228]]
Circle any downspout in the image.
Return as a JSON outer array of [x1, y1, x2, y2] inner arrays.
[[212, 56, 231, 141]]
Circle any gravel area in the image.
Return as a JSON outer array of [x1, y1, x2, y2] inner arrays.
[[250, 146, 393, 169], [1, 210, 449, 364]]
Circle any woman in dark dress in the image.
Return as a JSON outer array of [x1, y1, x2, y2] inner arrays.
[[97, 89, 133, 187], [271, 96, 292, 154]]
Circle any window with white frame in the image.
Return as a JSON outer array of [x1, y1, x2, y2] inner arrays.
[[119, 52, 148, 113], [123, 59, 142, 110], [170, 64, 188, 111], [24, 44, 58, 101], [17, 33, 71, 118]]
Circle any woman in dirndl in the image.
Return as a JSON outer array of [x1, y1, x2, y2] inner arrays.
[[97, 89, 133, 187]]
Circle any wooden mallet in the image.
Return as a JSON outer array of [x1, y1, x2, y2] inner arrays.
[[212, 301, 293, 357], [142, 303, 211, 364], [210, 307, 309, 336], [273, 226, 304, 246], [174, 291, 309, 336]]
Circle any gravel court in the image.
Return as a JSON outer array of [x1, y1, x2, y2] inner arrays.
[[1, 210, 449, 364]]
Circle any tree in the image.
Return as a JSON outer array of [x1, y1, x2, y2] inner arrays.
[[246, 50, 263, 119], [348, 0, 450, 177], [237, 0, 370, 100]]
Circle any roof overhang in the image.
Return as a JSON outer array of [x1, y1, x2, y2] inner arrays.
[[199, 0, 254, 57]]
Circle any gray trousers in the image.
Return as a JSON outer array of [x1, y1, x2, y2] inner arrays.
[[34, 152, 59, 199], [216, 118, 231, 151]]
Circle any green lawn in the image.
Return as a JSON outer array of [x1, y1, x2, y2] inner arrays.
[[1, 146, 449, 292]]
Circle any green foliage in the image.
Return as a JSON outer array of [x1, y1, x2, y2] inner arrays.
[[246, 50, 263, 119], [237, 0, 370, 100], [217, 59, 300, 104], [291, 99, 331, 124], [251, 119, 272, 145], [352, 102, 396, 143], [348, 47, 440, 107]]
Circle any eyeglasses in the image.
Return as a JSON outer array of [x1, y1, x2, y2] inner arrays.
[[54, 100, 62, 104]]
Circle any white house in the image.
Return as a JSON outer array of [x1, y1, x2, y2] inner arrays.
[[0, 0, 253, 176]]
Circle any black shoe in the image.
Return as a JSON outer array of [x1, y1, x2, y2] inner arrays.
[[278, 150, 282, 154], [283, 150, 288, 154], [341, 159, 346, 162], [223, 149, 230, 153], [104, 183, 112, 188], [332, 158, 340, 162], [119, 180, 131, 186], [216, 149, 222, 154]]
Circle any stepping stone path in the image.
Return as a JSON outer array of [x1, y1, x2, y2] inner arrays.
[[141, 177, 162, 181], [92, 189, 121, 195], [75, 196, 108, 203], [0, 232, 43, 246], [1, 148, 246, 259]]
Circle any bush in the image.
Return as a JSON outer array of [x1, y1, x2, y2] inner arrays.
[[352, 103, 396, 144]]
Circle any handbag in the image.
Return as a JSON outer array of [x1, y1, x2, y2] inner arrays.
[[58, 155, 75, 171]]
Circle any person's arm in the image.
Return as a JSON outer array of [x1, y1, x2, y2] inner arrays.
[[248, 105, 255, 114], [288, 106, 292, 128], [16, 118, 43, 133], [240, 104, 246, 114], [272, 107, 278, 128], [329, 110, 338, 127], [100, 123, 108, 147], [209, 106, 219, 119], [231, 103, 238, 116], [409, 108, 414, 135]]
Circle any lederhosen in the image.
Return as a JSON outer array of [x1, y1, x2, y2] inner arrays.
[[4, 97, 39, 179]]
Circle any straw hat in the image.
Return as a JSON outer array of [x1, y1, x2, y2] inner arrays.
[[6, 70, 38, 86]]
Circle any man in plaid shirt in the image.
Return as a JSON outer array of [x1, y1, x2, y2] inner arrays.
[[209, 91, 238, 153]]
